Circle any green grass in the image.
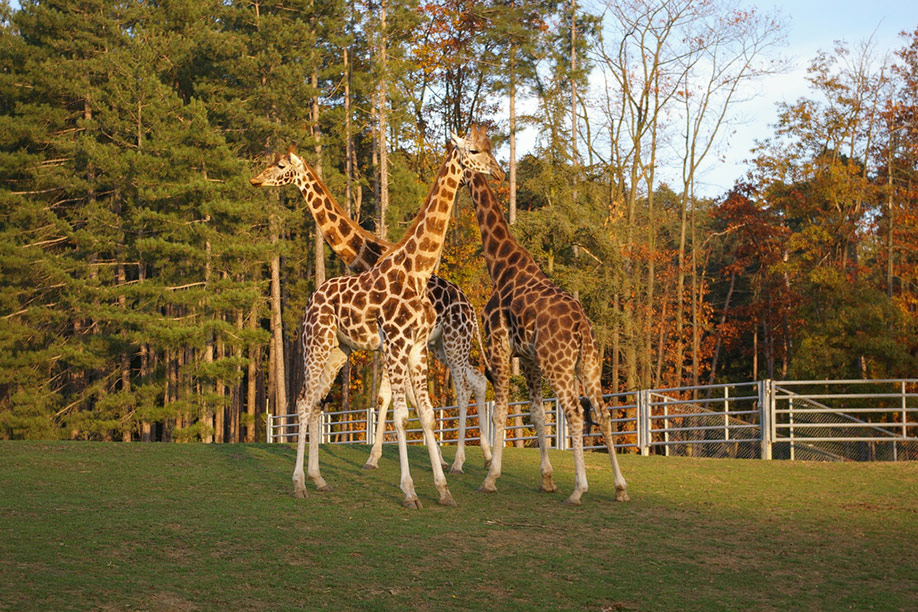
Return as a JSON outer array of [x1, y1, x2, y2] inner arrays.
[[1, 442, 916, 611]]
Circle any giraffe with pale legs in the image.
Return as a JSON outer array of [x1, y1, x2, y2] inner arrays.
[[250, 147, 492, 474], [463, 126, 629, 505], [254, 132, 500, 507]]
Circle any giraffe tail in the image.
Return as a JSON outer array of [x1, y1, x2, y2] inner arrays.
[[470, 306, 493, 383]]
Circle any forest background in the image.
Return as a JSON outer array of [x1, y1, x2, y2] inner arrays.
[[1, 0, 917, 443]]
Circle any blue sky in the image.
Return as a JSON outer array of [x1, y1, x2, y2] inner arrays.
[[688, 0, 918, 195]]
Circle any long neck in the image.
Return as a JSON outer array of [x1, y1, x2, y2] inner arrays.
[[293, 161, 391, 272], [467, 171, 544, 285], [387, 147, 463, 281]]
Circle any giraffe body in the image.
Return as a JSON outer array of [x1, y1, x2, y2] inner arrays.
[[251, 149, 491, 473], [463, 126, 629, 505]]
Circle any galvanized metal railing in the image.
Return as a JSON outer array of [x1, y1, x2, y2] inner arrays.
[[267, 379, 918, 461]]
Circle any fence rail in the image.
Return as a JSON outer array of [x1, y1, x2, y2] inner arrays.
[[267, 379, 918, 462]]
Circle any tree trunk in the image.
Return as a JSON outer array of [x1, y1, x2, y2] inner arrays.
[[312, 69, 326, 287], [570, 0, 578, 204], [377, 0, 389, 240], [270, 215, 287, 418], [612, 293, 620, 394], [215, 329, 226, 443], [509, 49, 517, 226], [246, 300, 259, 443], [707, 271, 735, 386]]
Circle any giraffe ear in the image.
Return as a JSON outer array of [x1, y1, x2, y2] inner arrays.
[[273, 152, 282, 163], [450, 132, 466, 149], [287, 142, 298, 155]]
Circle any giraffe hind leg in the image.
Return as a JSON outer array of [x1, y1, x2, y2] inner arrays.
[[589, 393, 630, 502], [449, 379, 471, 474], [559, 393, 588, 505]]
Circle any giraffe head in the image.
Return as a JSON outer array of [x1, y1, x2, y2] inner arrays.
[[451, 125, 505, 182], [249, 144, 304, 187]]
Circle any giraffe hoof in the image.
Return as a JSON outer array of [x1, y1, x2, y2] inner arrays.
[[540, 484, 558, 494], [616, 489, 630, 503], [316, 484, 334, 493], [362, 463, 378, 471], [477, 485, 497, 494], [483, 459, 492, 469], [449, 465, 464, 475], [438, 491, 458, 507], [293, 488, 308, 499], [562, 496, 583, 506], [402, 497, 423, 509], [441, 462, 450, 472]]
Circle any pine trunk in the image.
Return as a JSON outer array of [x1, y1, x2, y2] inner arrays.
[[270, 216, 287, 418]]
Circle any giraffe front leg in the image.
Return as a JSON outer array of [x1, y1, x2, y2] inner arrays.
[[363, 368, 391, 470], [409, 343, 456, 506], [406, 374, 449, 473], [391, 393, 421, 508]]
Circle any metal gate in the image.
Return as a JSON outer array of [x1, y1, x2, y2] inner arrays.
[[267, 379, 918, 461]]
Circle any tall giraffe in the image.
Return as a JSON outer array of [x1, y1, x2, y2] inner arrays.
[[463, 126, 629, 505], [263, 132, 500, 507], [250, 146, 492, 473]]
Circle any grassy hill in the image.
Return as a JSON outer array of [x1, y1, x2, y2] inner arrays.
[[1, 441, 916, 611]]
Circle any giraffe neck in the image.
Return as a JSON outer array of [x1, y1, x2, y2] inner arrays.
[[292, 161, 390, 272], [467, 171, 544, 285], [385, 147, 463, 282]]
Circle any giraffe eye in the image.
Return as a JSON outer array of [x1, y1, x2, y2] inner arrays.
[[470, 149, 480, 155], [278, 162, 286, 169]]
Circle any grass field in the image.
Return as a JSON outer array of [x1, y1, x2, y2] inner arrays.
[[1, 441, 916, 611]]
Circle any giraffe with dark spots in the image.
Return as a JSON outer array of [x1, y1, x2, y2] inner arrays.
[[462, 125, 629, 505], [250, 132, 502, 507], [251, 141, 500, 474]]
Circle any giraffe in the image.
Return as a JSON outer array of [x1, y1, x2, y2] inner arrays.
[[250, 146, 491, 474], [258, 132, 500, 507], [462, 125, 629, 505]]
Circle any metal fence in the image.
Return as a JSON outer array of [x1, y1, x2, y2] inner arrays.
[[267, 379, 918, 461]]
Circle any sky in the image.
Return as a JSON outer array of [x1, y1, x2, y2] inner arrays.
[[689, 0, 918, 196], [540, 0, 918, 198]]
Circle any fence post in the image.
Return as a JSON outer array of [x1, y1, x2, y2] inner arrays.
[[724, 386, 730, 442], [662, 395, 670, 457], [759, 379, 773, 460], [266, 409, 273, 444], [638, 389, 651, 457]]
